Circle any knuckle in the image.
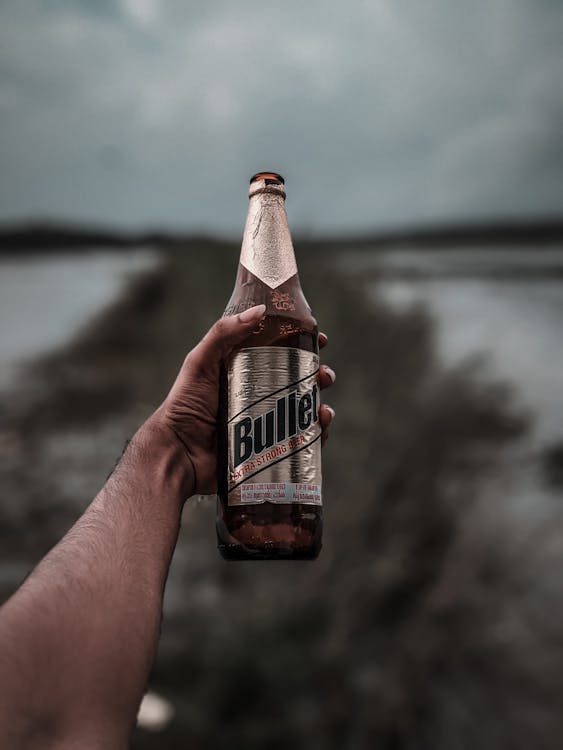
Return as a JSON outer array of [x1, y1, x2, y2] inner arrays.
[[212, 317, 229, 339], [183, 346, 199, 371], [181, 343, 206, 379]]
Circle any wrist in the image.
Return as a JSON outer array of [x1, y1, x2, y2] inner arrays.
[[131, 410, 196, 503]]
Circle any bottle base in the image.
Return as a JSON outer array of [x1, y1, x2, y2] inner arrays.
[[218, 542, 321, 561], [216, 506, 323, 561]]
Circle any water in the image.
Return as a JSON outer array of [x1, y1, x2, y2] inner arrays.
[[339, 243, 563, 529], [342, 245, 563, 446], [341, 245, 563, 277], [0, 247, 161, 390]]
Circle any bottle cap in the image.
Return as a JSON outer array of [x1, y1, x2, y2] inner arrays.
[[250, 172, 285, 186], [249, 172, 286, 199]]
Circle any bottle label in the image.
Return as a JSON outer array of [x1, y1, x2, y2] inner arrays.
[[227, 346, 322, 506]]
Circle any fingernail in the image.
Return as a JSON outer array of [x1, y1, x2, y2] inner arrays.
[[239, 304, 266, 323], [325, 405, 335, 420], [323, 365, 336, 383]]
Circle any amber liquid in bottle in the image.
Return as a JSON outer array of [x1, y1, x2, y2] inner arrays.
[[216, 173, 322, 560]]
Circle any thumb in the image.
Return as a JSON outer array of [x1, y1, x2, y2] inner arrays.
[[187, 304, 266, 376]]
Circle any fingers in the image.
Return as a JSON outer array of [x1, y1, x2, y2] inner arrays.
[[317, 335, 335, 391], [182, 312, 334, 398], [319, 403, 334, 429], [238, 305, 266, 324], [318, 334, 335, 443], [187, 305, 266, 375], [318, 364, 336, 391], [319, 403, 335, 446]]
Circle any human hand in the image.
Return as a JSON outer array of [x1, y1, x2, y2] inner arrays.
[[155, 304, 335, 496]]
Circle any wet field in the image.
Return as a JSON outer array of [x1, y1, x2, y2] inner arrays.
[[1, 238, 562, 748], [0, 247, 160, 390]]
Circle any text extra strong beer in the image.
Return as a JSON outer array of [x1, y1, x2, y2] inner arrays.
[[217, 172, 323, 560]]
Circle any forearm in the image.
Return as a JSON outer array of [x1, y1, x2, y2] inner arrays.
[[0, 414, 192, 748]]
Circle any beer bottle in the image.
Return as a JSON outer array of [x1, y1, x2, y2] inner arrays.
[[217, 172, 323, 560]]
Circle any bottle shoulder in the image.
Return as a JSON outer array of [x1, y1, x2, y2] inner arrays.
[[225, 268, 316, 328]]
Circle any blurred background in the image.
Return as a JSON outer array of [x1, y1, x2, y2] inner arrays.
[[1, 1, 562, 748]]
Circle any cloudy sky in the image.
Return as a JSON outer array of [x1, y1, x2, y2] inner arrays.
[[0, 0, 562, 233]]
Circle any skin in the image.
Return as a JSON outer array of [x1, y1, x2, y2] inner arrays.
[[0, 305, 335, 750]]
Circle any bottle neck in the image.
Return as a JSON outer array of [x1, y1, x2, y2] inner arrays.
[[239, 190, 298, 289]]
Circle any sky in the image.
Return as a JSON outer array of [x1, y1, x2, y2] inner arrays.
[[0, 0, 562, 234]]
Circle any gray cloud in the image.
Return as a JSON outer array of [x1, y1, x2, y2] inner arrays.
[[0, 0, 562, 231]]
